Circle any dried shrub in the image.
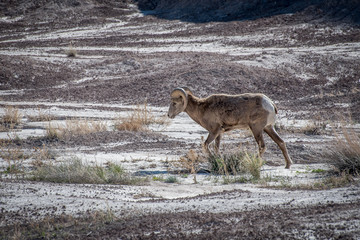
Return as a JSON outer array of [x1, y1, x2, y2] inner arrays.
[[173, 149, 205, 183], [326, 125, 360, 175], [1, 106, 22, 129]]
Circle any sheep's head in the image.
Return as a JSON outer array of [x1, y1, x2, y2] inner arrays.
[[167, 88, 188, 119]]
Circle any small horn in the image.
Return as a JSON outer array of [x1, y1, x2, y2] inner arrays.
[[180, 86, 192, 94], [171, 88, 188, 112]]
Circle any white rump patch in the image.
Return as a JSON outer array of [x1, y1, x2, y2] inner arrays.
[[261, 96, 275, 113], [261, 96, 276, 125]]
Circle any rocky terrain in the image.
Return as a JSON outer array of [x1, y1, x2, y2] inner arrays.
[[1, 0, 360, 239]]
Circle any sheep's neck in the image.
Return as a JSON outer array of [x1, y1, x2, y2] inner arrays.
[[184, 95, 203, 126]]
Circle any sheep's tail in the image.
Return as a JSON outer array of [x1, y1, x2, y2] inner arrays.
[[272, 101, 278, 114]]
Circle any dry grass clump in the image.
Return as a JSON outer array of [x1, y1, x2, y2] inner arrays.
[[173, 149, 205, 183], [177, 149, 204, 173], [27, 108, 56, 122], [114, 112, 145, 132], [46, 122, 62, 140], [209, 151, 264, 179], [31, 158, 145, 185], [0, 140, 27, 174], [326, 125, 360, 175], [303, 121, 328, 135], [1, 106, 22, 130], [114, 101, 168, 132], [265, 172, 354, 190], [64, 119, 107, 135], [0, 131, 28, 175], [46, 119, 107, 140], [31, 144, 56, 167], [242, 152, 265, 179], [0, 134, 55, 176], [313, 172, 354, 189]]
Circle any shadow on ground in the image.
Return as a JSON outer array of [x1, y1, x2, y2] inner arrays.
[[134, 0, 360, 23]]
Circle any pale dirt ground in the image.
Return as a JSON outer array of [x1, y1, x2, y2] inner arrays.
[[1, 0, 360, 239]]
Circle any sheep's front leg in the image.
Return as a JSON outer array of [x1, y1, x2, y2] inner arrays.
[[250, 126, 266, 157], [214, 134, 222, 154], [203, 129, 221, 155]]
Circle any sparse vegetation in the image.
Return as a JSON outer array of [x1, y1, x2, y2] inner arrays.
[[66, 43, 77, 57], [1, 106, 22, 129], [114, 101, 169, 132], [31, 158, 145, 185], [46, 122, 63, 140], [325, 125, 360, 175], [164, 175, 178, 183], [208, 151, 264, 179], [311, 168, 326, 173], [303, 121, 327, 135], [152, 175, 165, 181], [172, 149, 205, 183], [1, 210, 117, 240], [0, 145, 26, 174], [27, 108, 56, 122], [0, 134, 28, 175], [152, 175, 178, 183], [263, 172, 354, 190], [46, 119, 107, 140], [31, 144, 56, 167]]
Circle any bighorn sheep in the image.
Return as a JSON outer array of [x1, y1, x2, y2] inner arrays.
[[167, 87, 292, 169]]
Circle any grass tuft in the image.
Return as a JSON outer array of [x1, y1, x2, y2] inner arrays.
[[114, 101, 169, 132], [45, 119, 107, 140], [325, 124, 360, 175], [1, 106, 22, 129], [164, 176, 178, 183], [27, 108, 56, 122], [0, 133, 28, 175], [31, 158, 145, 185], [31, 144, 56, 167], [209, 151, 264, 179], [264, 172, 354, 190], [46, 122, 62, 140]]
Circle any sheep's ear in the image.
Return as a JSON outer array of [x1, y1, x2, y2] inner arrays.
[[171, 88, 188, 111]]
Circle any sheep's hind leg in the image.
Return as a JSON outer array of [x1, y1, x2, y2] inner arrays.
[[264, 125, 292, 169]]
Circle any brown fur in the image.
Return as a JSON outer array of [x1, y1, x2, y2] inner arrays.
[[168, 88, 292, 169]]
